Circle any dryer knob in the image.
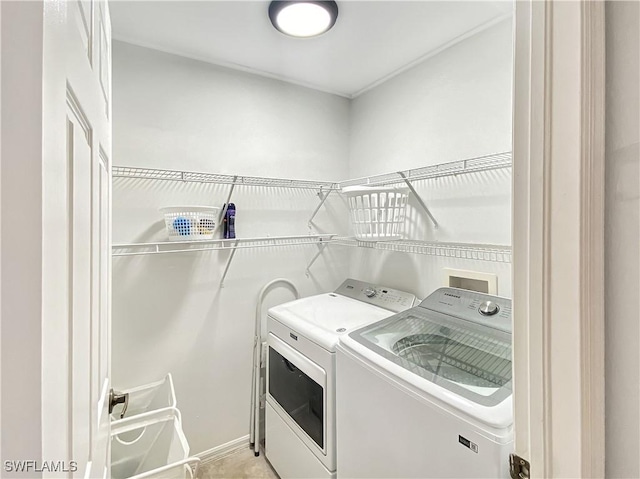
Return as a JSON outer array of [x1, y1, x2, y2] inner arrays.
[[364, 288, 377, 298], [479, 301, 499, 316]]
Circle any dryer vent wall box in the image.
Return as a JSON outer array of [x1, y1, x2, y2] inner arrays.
[[443, 268, 497, 295]]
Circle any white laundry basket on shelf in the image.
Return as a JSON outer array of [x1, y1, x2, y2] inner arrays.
[[110, 374, 177, 424], [342, 185, 410, 241], [111, 408, 200, 479], [160, 206, 220, 241]]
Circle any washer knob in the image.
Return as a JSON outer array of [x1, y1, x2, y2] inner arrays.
[[479, 301, 499, 316], [364, 288, 377, 298]]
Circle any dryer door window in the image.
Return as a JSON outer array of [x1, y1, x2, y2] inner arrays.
[[268, 347, 324, 449]]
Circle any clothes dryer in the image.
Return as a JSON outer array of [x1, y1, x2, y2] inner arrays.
[[266, 279, 416, 479]]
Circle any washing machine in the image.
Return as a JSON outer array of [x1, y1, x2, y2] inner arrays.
[[265, 279, 416, 479], [336, 287, 513, 478]]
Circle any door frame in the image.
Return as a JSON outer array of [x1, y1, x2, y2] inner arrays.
[[512, 1, 605, 477], [1, 0, 50, 467]]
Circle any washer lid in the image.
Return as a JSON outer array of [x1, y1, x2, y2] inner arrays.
[[268, 293, 395, 351], [346, 305, 512, 408]]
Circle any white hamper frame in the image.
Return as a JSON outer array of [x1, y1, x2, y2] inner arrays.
[[111, 408, 200, 479], [111, 374, 178, 424]]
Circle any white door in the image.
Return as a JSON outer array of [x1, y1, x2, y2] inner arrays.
[[68, 1, 112, 477], [41, 1, 113, 477]]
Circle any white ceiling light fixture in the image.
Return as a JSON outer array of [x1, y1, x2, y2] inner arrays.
[[269, 1, 339, 38]]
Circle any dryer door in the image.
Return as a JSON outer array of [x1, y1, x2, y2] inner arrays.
[[267, 333, 326, 451]]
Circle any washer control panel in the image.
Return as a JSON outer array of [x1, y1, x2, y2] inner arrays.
[[334, 279, 416, 313], [419, 287, 512, 332]]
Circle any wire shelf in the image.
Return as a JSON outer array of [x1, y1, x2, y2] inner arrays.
[[112, 151, 513, 264], [113, 152, 511, 190], [112, 234, 337, 257], [332, 237, 512, 263], [339, 152, 512, 188], [112, 166, 340, 190], [113, 235, 510, 263]]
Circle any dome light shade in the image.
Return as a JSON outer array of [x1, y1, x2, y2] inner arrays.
[[269, 1, 339, 38]]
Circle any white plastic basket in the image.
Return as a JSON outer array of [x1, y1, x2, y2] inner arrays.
[[342, 185, 410, 241], [111, 374, 177, 424], [160, 206, 220, 241], [111, 408, 200, 479]]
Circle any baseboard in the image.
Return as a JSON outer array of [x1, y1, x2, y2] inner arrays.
[[196, 435, 251, 464]]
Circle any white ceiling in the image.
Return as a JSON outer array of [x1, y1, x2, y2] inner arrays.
[[110, 1, 512, 98]]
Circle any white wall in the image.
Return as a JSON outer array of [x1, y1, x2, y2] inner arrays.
[[112, 41, 351, 455], [349, 18, 513, 177], [113, 41, 350, 180], [347, 19, 513, 299], [604, 2, 640, 477]]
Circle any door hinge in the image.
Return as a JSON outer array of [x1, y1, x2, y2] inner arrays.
[[509, 453, 530, 479]]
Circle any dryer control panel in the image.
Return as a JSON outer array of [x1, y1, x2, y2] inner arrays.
[[418, 287, 512, 333], [334, 279, 416, 313]]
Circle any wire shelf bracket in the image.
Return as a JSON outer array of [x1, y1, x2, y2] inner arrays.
[[218, 176, 238, 228], [219, 240, 239, 288], [398, 171, 438, 229], [307, 188, 332, 229], [305, 242, 329, 277]]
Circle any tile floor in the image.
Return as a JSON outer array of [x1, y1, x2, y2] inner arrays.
[[198, 448, 279, 479]]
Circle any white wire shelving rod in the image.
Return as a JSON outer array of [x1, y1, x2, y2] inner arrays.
[[112, 233, 337, 257], [112, 165, 341, 190], [219, 243, 239, 288], [398, 171, 438, 229], [332, 237, 512, 263], [307, 188, 333, 228], [305, 242, 329, 277], [218, 176, 238, 226], [339, 151, 512, 188]]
